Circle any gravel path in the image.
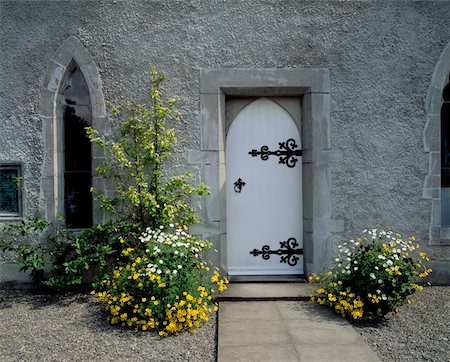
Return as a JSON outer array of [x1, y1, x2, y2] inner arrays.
[[0, 286, 448, 362], [353, 286, 450, 362], [0, 290, 216, 362]]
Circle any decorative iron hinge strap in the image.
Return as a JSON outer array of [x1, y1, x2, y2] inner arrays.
[[250, 237, 303, 267], [248, 138, 302, 168]]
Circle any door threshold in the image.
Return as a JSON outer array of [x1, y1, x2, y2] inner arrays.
[[227, 274, 306, 283]]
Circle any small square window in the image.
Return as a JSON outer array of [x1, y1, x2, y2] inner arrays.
[[0, 164, 22, 218]]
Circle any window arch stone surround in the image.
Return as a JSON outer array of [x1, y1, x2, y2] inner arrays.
[[423, 41, 450, 245], [39, 36, 107, 224], [191, 68, 343, 276]]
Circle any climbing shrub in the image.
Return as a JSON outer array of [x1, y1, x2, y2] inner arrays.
[[309, 228, 432, 320], [92, 224, 228, 336], [87, 66, 209, 230]]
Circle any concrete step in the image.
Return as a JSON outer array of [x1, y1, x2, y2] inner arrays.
[[217, 282, 314, 301]]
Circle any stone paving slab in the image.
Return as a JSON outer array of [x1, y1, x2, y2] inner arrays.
[[218, 300, 381, 362]]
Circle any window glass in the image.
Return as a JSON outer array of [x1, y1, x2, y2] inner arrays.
[[441, 76, 450, 226], [63, 66, 92, 228], [0, 165, 21, 216]]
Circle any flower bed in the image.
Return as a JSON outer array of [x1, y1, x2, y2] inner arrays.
[[93, 225, 228, 336], [309, 228, 432, 320]]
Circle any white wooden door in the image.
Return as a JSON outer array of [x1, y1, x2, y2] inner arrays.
[[226, 98, 303, 275]]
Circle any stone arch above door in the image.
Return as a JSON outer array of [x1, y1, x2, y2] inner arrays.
[[225, 96, 302, 136], [39, 36, 107, 224], [191, 68, 343, 276]]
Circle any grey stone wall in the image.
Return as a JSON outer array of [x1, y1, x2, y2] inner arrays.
[[1, 0, 450, 281]]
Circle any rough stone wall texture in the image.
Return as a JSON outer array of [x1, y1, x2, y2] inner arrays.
[[1, 1, 450, 274]]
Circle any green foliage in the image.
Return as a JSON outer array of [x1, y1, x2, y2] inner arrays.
[[309, 228, 432, 320], [92, 225, 228, 336], [42, 222, 122, 289], [87, 67, 209, 229], [0, 218, 121, 289], [0, 218, 49, 282], [0, 68, 210, 293]]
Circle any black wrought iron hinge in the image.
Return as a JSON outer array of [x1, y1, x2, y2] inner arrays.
[[250, 237, 303, 266], [248, 138, 302, 168]]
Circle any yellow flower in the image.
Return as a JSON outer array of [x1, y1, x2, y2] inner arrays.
[[122, 247, 134, 256], [351, 310, 363, 319]]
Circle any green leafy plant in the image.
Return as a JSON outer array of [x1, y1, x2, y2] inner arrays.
[[92, 224, 228, 336], [0, 218, 50, 282], [0, 218, 121, 289], [87, 67, 209, 230], [1, 68, 211, 292], [309, 228, 432, 320], [42, 221, 123, 289]]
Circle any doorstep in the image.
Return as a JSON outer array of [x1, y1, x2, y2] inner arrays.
[[217, 282, 314, 301]]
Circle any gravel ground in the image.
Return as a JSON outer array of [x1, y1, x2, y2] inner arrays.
[[0, 286, 448, 362], [353, 286, 450, 362], [0, 289, 216, 362]]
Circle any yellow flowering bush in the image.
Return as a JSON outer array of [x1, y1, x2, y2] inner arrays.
[[310, 228, 432, 320], [92, 225, 228, 336]]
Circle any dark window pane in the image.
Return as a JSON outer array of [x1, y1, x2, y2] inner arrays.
[[441, 77, 450, 226], [441, 81, 450, 187], [64, 171, 92, 228], [63, 66, 92, 228], [64, 106, 91, 171], [64, 67, 91, 106], [0, 167, 20, 215]]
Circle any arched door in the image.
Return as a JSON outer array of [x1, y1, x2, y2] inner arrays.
[[226, 98, 303, 275]]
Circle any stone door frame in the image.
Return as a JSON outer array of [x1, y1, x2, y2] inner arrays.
[[191, 68, 340, 276]]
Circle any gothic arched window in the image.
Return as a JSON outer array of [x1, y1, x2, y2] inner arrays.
[[441, 76, 450, 226], [60, 64, 93, 228]]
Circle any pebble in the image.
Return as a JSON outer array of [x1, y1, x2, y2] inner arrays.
[[353, 287, 450, 362], [0, 290, 216, 361]]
